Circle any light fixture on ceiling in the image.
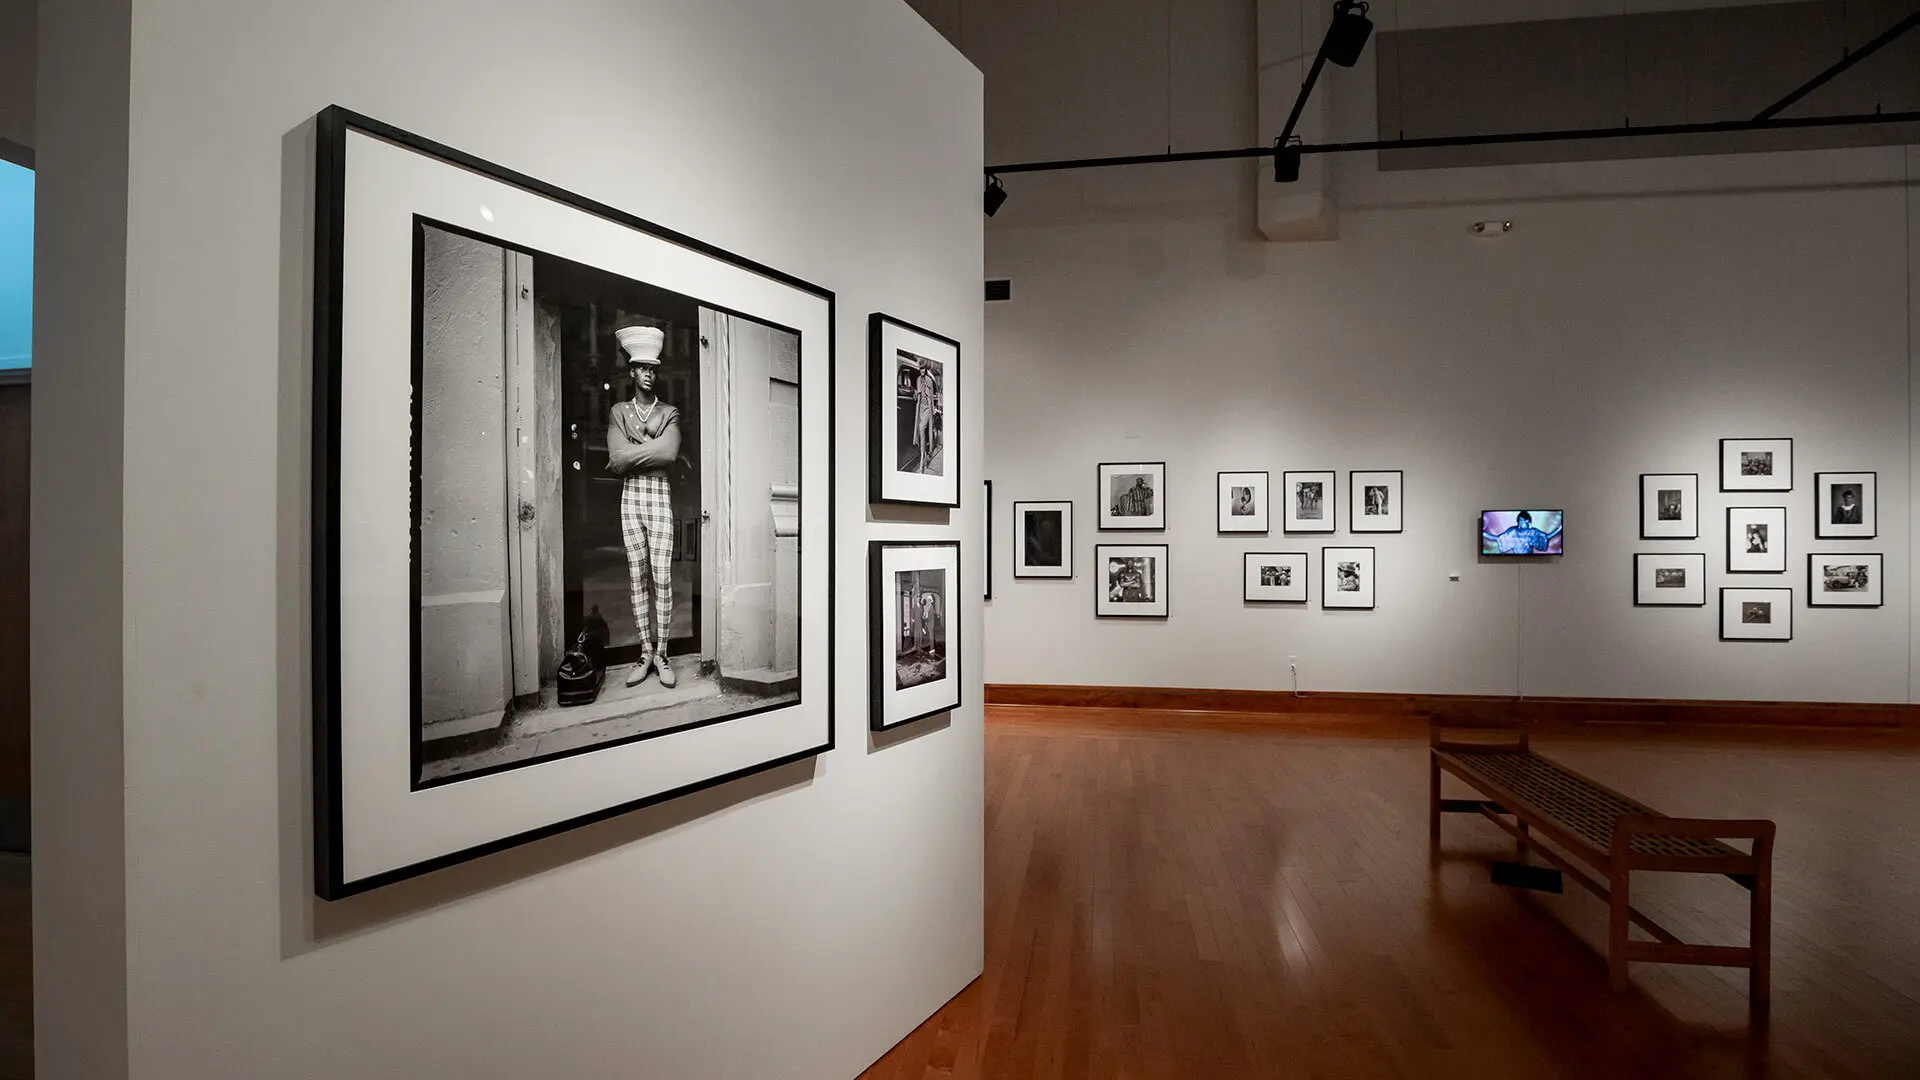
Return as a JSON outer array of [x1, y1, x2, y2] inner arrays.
[[1273, 137, 1303, 183], [1324, 1, 1374, 68], [984, 175, 1008, 217], [1470, 220, 1514, 237]]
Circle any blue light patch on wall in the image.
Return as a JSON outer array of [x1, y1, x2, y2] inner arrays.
[[0, 159, 31, 370]]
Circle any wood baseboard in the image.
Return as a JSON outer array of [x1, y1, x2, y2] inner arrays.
[[985, 683, 1920, 731]]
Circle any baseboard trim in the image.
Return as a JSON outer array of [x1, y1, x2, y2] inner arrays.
[[985, 683, 1920, 730]]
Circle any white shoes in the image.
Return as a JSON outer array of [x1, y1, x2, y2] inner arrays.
[[655, 654, 677, 688], [626, 652, 677, 689], [626, 657, 651, 687]]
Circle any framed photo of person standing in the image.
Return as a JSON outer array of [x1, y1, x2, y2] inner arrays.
[[1349, 470, 1403, 534], [1283, 470, 1336, 534], [1095, 544, 1169, 618], [870, 313, 960, 506], [869, 541, 963, 730], [1217, 471, 1269, 533]]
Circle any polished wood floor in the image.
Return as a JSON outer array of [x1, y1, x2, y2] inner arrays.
[[861, 707, 1920, 1080]]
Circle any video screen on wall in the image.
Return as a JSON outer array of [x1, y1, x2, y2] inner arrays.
[[0, 158, 29, 372], [1480, 509, 1564, 556]]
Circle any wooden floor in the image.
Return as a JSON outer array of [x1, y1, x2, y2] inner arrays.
[[860, 707, 1920, 1080]]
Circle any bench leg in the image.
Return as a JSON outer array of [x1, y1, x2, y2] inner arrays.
[[1609, 858, 1632, 992], [1429, 755, 1442, 845], [1751, 840, 1773, 1004]]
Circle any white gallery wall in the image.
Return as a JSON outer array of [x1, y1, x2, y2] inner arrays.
[[34, 1, 982, 1078]]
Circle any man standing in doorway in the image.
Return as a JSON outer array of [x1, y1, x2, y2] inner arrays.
[[912, 362, 940, 473], [608, 324, 681, 688]]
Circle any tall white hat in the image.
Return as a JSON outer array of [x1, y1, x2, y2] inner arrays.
[[615, 324, 665, 365]]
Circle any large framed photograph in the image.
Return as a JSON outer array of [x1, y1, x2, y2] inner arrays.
[[1727, 506, 1788, 573], [1283, 470, 1336, 533], [1217, 471, 1270, 533], [312, 108, 833, 899], [1808, 553, 1883, 608], [1640, 473, 1699, 540], [982, 480, 993, 600], [1322, 546, 1376, 610], [1350, 471, 1403, 533], [1095, 544, 1169, 618], [1720, 588, 1793, 641], [1634, 552, 1706, 606], [1813, 472, 1876, 540], [1099, 462, 1166, 531], [1244, 552, 1308, 603], [869, 541, 962, 730], [869, 314, 959, 506], [1013, 501, 1073, 578], [1720, 437, 1793, 492]]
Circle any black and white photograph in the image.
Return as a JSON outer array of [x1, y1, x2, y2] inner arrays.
[[312, 109, 833, 898], [869, 314, 961, 506], [1813, 472, 1877, 540], [1639, 473, 1699, 540], [1013, 500, 1074, 578], [1283, 470, 1337, 533], [1634, 552, 1706, 606], [982, 480, 994, 600], [1807, 553, 1884, 608], [1217, 471, 1270, 533], [1727, 506, 1789, 573], [1098, 461, 1167, 530], [1720, 587, 1793, 641], [1094, 544, 1169, 618], [1720, 437, 1793, 492], [1244, 552, 1308, 603], [869, 541, 962, 730], [1321, 546, 1376, 610], [1349, 471, 1404, 533]]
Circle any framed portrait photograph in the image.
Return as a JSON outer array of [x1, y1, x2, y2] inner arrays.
[[1634, 552, 1707, 607], [1720, 437, 1793, 492], [1727, 506, 1788, 573], [869, 541, 962, 730], [1640, 473, 1699, 540], [1349, 471, 1403, 533], [1720, 587, 1793, 641], [1095, 544, 1169, 618], [1098, 462, 1166, 531], [1013, 501, 1073, 579], [1244, 552, 1308, 603], [1321, 546, 1376, 610], [1217, 471, 1270, 533], [1283, 470, 1336, 533], [1813, 472, 1876, 540], [869, 313, 959, 506], [311, 108, 834, 899], [1808, 553, 1883, 608], [982, 480, 993, 601]]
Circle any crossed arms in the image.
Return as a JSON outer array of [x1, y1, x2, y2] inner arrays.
[[607, 405, 682, 475]]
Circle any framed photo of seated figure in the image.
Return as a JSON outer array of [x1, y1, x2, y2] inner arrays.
[[1099, 461, 1166, 530], [870, 541, 963, 730], [311, 107, 834, 899], [1322, 546, 1376, 610], [870, 313, 961, 506], [1813, 472, 1875, 540]]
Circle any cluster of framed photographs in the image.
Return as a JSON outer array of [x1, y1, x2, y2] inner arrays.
[[1636, 439, 1883, 643]]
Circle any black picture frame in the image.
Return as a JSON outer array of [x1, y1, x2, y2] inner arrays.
[[868, 312, 961, 507], [1283, 470, 1337, 534], [1093, 543, 1170, 618], [1639, 472, 1699, 540], [1243, 552, 1309, 603], [1719, 587, 1794, 641], [1812, 471, 1877, 541], [1321, 546, 1377, 610], [1013, 501, 1075, 578], [1349, 470, 1404, 534], [1216, 470, 1270, 534], [868, 540, 962, 731], [1097, 461, 1168, 531], [1806, 552, 1884, 608], [1633, 552, 1707, 607], [1726, 506, 1788, 574], [311, 106, 836, 900], [983, 479, 993, 600], [1719, 437, 1794, 493]]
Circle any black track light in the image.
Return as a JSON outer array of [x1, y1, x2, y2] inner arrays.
[[984, 175, 1008, 217], [1273, 137, 1302, 183], [1324, 1, 1373, 68]]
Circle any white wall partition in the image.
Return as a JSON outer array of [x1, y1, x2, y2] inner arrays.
[[34, 1, 983, 1077]]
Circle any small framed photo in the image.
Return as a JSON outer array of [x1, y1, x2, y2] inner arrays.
[[1321, 546, 1376, 610], [1217, 471, 1270, 533], [1099, 462, 1166, 531], [1350, 470, 1403, 533], [1244, 552, 1308, 603], [1634, 552, 1706, 606], [1727, 506, 1788, 573], [1013, 501, 1073, 579], [1095, 544, 1169, 618], [869, 541, 962, 730], [869, 314, 960, 506], [982, 480, 994, 601], [1720, 437, 1792, 492], [1640, 473, 1699, 540], [1720, 587, 1792, 641], [1808, 553, 1883, 607], [1283, 470, 1336, 533], [1813, 472, 1876, 540]]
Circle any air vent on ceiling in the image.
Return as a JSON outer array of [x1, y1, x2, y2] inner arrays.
[[985, 278, 1012, 302]]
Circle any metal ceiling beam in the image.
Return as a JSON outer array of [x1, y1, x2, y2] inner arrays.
[[1754, 7, 1920, 121]]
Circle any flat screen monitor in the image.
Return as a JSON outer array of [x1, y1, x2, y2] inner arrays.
[[1481, 509, 1563, 556], [0, 157, 29, 372]]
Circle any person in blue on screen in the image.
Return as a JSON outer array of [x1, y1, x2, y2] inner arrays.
[[1489, 511, 1556, 554]]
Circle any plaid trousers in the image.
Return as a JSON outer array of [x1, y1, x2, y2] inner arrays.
[[620, 474, 674, 654]]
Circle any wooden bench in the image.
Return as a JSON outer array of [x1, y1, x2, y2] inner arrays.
[[1429, 724, 1775, 1003]]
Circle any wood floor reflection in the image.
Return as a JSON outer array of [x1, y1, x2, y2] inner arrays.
[[860, 706, 1920, 1080]]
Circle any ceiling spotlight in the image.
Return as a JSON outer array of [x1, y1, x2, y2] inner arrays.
[[1470, 220, 1514, 237], [1273, 137, 1303, 183], [984, 175, 1008, 217], [1324, 1, 1374, 68]]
